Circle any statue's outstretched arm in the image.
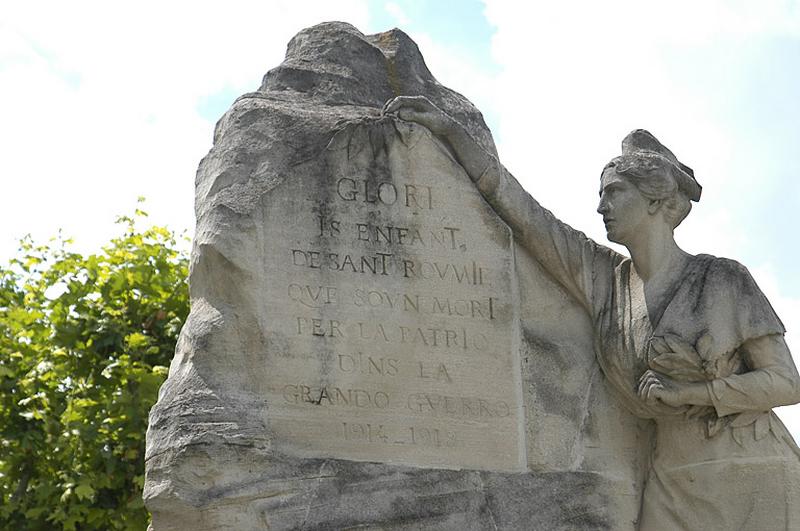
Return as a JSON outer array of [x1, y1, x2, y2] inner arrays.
[[383, 96, 622, 311]]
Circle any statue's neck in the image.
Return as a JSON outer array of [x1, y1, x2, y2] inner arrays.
[[627, 230, 688, 282]]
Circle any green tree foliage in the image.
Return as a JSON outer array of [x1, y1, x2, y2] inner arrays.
[[0, 208, 189, 530]]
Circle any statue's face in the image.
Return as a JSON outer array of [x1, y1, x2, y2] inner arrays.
[[598, 168, 652, 246]]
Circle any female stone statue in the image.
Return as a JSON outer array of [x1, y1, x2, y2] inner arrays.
[[383, 96, 800, 530]]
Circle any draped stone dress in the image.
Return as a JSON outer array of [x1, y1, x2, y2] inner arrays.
[[476, 160, 800, 530]]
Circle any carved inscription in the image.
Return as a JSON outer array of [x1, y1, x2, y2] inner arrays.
[[290, 248, 487, 284], [336, 178, 434, 209], [262, 121, 522, 471]]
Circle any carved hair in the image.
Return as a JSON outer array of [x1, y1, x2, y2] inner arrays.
[[604, 154, 693, 229]]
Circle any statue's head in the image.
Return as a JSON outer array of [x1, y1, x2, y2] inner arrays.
[[598, 130, 701, 244]]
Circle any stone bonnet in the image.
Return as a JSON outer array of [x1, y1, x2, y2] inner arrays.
[[606, 129, 702, 203]]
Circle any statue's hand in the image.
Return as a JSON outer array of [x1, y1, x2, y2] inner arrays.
[[382, 96, 453, 136], [383, 95, 489, 186], [638, 369, 688, 408]]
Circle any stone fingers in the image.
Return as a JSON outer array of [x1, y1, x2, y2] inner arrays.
[[381, 97, 400, 114], [397, 108, 424, 122], [382, 95, 434, 115], [638, 370, 664, 403]]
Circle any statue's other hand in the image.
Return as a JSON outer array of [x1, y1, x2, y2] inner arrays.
[[638, 369, 687, 409], [382, 96, 452, 135]]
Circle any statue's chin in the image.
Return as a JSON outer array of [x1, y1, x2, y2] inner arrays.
[[605, 230, 624, 246]]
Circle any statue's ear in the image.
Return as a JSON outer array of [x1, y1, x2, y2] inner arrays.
[[647, 199, 662, 215]]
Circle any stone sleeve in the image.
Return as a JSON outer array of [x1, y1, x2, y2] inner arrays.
[[707, 345, 797, 417], [475, 155, 623, 313], [703, 260, 793, 417]]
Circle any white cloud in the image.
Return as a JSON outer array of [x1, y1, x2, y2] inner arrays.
[[0, 0, 370, 260], [385, 1, 411, 26]]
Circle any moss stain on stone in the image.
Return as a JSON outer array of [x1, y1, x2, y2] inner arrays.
[[376, 31, 403, 97]]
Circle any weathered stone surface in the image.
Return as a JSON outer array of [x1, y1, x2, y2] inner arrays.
[[261, 117, 525, 472], [145, 21, 646, 530]]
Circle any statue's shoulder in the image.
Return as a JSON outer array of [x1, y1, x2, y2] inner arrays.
[[695, 254, 757, 288], [686, 254, 786, 345], [691, 253, 780, 319], [702, 254, 747, 271]]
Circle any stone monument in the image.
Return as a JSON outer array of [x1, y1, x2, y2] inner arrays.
[[146, 21, 800, 530]]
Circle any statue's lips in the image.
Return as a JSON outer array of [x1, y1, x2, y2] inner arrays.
[[603, 218, 615, 227]]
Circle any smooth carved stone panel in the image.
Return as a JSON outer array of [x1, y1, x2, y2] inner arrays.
[[259, 118, 525, 471]]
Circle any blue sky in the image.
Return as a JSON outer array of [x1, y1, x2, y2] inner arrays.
[[3, 1, 800, 430]]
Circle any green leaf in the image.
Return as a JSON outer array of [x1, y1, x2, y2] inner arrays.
[[25, 507, 48, 519], [60, 487, 73, 503], [125, 332, 149, 349], [0, 204, 189, 529], [74, 482, 95, 501]]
